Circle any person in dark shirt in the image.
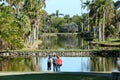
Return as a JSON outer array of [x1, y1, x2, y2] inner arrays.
[[47, 55, 52, 71], [52, 53, 57, 72]]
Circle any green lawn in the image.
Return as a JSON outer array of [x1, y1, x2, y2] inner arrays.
[[0, 73, 111, 80]]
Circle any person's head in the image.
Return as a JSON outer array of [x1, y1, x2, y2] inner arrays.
[[53, 53, 56, 56], [57, 56, 60, 59], [48, 55, 52, 58]]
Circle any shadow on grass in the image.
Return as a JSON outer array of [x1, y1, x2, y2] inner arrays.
[[0, 72, 112, 80], [111, 40, 120, 42]]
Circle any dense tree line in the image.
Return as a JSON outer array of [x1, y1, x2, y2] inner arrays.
[[41, 0, 120, 42], [0, 0, 120, 50], [0, 0, 46, 50]]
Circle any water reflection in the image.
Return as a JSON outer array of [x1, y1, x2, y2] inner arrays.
[[39, 34, 90, 50], [0, 57, 120, 72], [40, 57, 90, 72], [38, 34, 120, 50]]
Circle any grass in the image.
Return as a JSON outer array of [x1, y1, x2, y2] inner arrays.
[[0, 73, 111, 80], [1, 48, 120, 53], [91, 38, 120, 46], [92, 38, 120, 44]]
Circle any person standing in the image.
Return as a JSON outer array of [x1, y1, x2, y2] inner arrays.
[[52, 53, 57, 72], [56, 56, 62, 72], [47, 55, 52, 71]]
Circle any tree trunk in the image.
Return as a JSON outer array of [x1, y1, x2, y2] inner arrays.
[[117, 22, 120, 38], [88, 14, 90, 32], [93, 27, 96, 38], [98, 20, 101, 42], [102, 10, 105, 41], [33, 27, 36, 40]]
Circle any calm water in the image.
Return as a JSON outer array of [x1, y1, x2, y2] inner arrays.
[[39, 34, 91, 50], [0, 57, 120, 72], [38, 34, 119, 50], [0, 34, 119, 72]]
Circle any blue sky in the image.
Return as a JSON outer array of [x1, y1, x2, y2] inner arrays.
[[45, 0, 83, 17], [45, 0, 118, 17]]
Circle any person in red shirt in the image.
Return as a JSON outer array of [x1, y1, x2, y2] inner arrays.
[[56, 56, 62, 72]]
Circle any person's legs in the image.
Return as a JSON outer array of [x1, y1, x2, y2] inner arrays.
[[47, 62, 51, 71], [53, 64, 55, 71], [57, 65, 60, 72], [53, 63, 56, 72]]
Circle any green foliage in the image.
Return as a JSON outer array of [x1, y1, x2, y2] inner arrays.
[[60, 22, 78, 33], [0, 0, 46, 50], [23, 0, 46, 19], [51, 17, 65, 32], [40, 26, 58, 33], [0, 3, 24, 49], [105, 25, 116, 38], [72, 15, 82, 31], [114, 1, 120, 10], [14, 13, 31, 34]]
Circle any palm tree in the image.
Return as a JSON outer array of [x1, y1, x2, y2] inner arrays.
[[100, 0, 114, 41], [22, 0, 46, 48], [84, 0, 114, 41], [114, 1, 120, 38], [51, 10, 64, 17], [114, 1, 120, 10], [0, 0, 46, 49]]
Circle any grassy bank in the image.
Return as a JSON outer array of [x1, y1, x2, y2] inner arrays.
[[1, 48, 120, 52], [91, 39, 120, 45], [0, 72, 111, 80]]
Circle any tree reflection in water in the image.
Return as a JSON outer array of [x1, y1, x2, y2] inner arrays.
[[0, 57, 120, 72]]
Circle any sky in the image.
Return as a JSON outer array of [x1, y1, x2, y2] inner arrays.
[[45, 0, 84, 17], [45, 0, 118, 17]]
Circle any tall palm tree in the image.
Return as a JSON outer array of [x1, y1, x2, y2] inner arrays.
[[101, 0, 114, 41], [114, 1, 120, 38], [84, 0, 114, 41], [22, 0, 46, 47]]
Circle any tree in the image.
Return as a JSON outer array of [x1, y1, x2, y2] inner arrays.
[[0, 0, 46, 49], [113, 1, 120, 38], [72, 15, 81, 32], [51, 17, 65, 32], [84, 0, 114, 41], [64, 14, 71, 23], [51, 10, 64, 17], [0, 4, 24, 49], [22, 0, 46, 46], [61, 22, 78, 33]]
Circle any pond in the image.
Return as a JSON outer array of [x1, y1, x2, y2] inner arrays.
[[38, 33, 119, 50], [38, 33, 91, 50], [0, 34, 119, 72], [0, 57, 120, 72]]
